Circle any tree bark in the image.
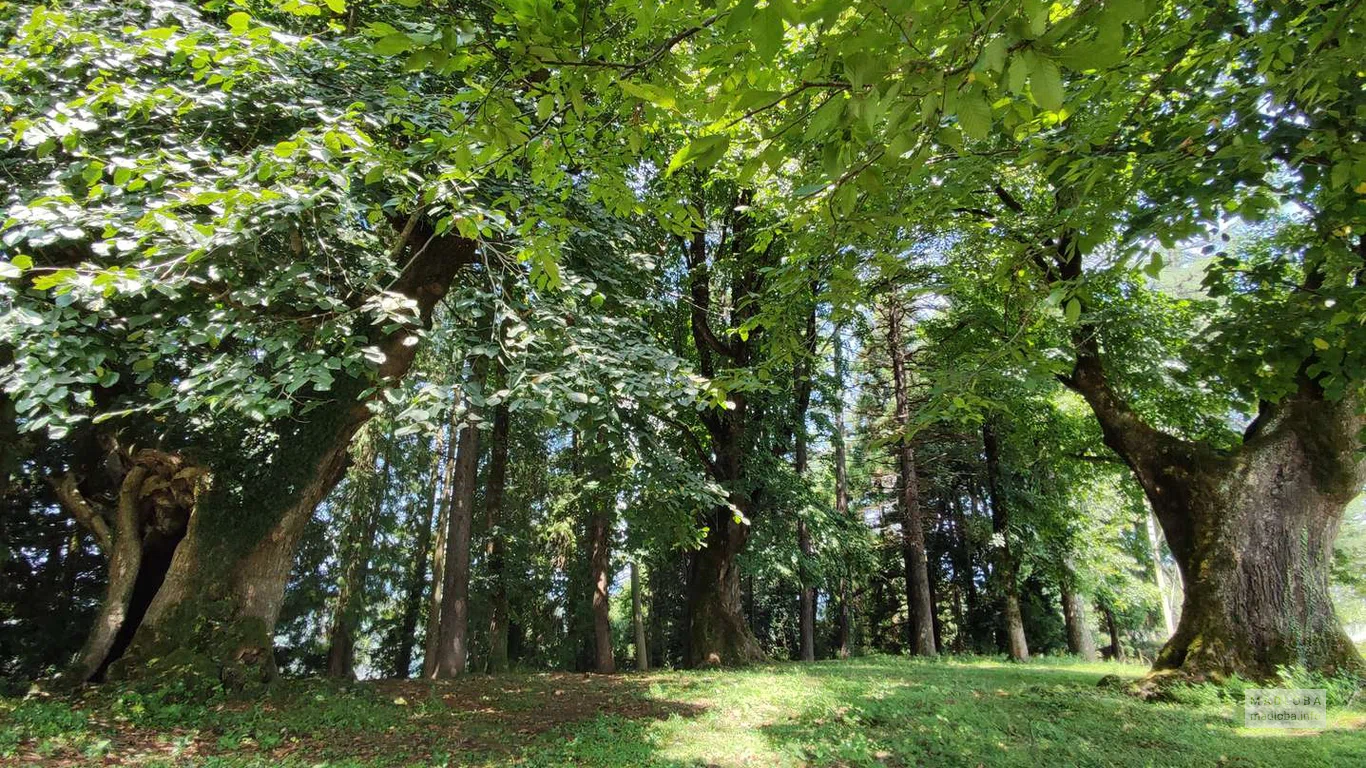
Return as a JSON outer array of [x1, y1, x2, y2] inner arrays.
[[53, 447, 203, 683], [393, 432, 442, 678], [588, 500, 615, 674], [632, 562, 649, 672], [326, 430, 392, 679], [1070, 355, 1364, 679], [108, 226, 474, 689], [1059, 563, 1097, 661], [484, 401, 511, 674], [832, 323, 853, 660], [1101, 602, 1125, 662], [1046, 232, 1363, 680], [982, 421, 1028, 662], [687, 509, 765, 666], [431, 408, 481, 678], [885, 298, 936, 656], [422, 419, 457, 678], [679, 190, 768, 668]]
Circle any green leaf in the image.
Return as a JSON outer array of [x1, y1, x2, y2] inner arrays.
[[373, 34, 412, 56], [617, 81, 676, 110], [1030, 59, 1064, 112], [323, 0, 346, 13], [665, 135, 730, 176], [226, 11, 251, 34], [1065, 298, 1081, 323], [1144, 251, 1164, 278], [957, 90, 992, 141], [1007, 55, 1030, 95]]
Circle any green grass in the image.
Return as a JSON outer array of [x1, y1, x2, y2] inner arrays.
[[2, 655, 1363, 766]]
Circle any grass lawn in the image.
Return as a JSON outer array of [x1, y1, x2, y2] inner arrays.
[[2, 655, 1363, 766]]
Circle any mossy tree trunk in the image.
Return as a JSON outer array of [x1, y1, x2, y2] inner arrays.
[[1038, 231, 1364, 682], [1069, 352, 1364, 679], [110, 227, 474, 690]]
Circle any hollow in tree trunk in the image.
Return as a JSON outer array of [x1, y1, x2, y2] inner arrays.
[[52, 448, 203, 683]]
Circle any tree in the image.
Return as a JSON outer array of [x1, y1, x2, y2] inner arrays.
[[882, 295, 936, 657]]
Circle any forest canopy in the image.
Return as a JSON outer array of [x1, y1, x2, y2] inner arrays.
[[1, 0, 1365, 703]]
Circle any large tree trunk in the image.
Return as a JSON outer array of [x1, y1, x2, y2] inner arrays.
[[885, 298, 936, 656], [1059, 563, 1097, 661], [632, 562, 649, 672], [1042, 226, 1364, 681], [687, 509, 765, 666], [430, 412, 481, 678], [588, 502, 615, 674], [982, 422, 1028, 662], [1070, 350, 1364, 680], [678, 189, 769, 668], [326, 431, 392, 679], [484, 401, 511, 675], [107, 228, 473, 689], [392, 432, 442, 678]]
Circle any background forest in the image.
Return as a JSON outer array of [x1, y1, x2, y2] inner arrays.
[[2, 0, 1366, 732]]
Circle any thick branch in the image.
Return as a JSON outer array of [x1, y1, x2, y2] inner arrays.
[[51, 474, 112, 552]]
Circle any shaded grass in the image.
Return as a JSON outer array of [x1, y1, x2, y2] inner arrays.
[[2, 655, 1363, 766]]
